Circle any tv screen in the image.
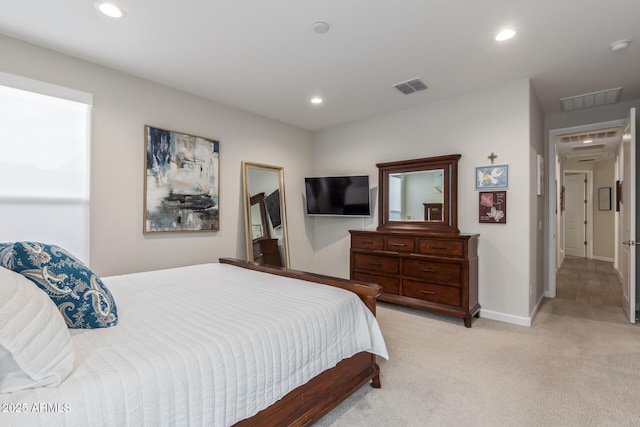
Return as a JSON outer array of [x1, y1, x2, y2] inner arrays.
[[264, 189, 282, 228], [305, 175, 370, 216]]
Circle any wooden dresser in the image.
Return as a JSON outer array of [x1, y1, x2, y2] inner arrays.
[[253, 238, 282, 267], [350, 230, 480, 327]]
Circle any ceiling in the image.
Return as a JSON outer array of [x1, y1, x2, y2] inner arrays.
[[1, 1, 639, 131], [555, 126, 623, 163]]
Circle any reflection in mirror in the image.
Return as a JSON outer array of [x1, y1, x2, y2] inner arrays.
[[242, 162, 290, 268], [377, 154, 460, 234], [388, 170, 444, 222]]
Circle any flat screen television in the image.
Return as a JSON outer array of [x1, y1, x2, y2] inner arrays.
[[305, 175, 371, 216], [264, 189, 282, 228]]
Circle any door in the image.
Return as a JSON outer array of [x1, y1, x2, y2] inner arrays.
[[564, 173, 586, 257], [621, 108, 637, 323]]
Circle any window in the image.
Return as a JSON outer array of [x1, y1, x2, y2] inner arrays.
[[0, 72, 92, 264]]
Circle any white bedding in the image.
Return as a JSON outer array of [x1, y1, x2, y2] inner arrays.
[[0, 263, 388, 427]]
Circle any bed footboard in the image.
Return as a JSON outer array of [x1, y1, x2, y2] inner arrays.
[[219, 258, 382, 315], [220, 258, 383, 426]]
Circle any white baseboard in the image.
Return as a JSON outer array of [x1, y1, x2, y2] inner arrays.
[[479, 308, 532, 327], [591, 255, 614, 262], [529, 292, 545, 323]]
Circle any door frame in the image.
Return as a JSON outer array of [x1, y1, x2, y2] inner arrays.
[[546, 119, 626, 298], [562, 170, 593, 259]]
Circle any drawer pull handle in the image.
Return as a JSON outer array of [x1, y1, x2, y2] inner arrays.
[[391, 243, 407, 247], [421, 268, 436, 273], [432, 246, 447, 250], [369, 262, 381, 266], [421, 290, 436, 295]]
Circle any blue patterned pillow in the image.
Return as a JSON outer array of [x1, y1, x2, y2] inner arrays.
[[0, 242, 118, 329]]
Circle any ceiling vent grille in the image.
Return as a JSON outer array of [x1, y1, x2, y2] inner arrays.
[[571, 144, 606, 151], [393, 78, 428, 95], [578, 158, 596, 162], [560, 87, 623, 112], [559, 130, 618, 144]]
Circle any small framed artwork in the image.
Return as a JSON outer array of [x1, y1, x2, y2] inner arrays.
[[144, 125, 220, 233], [616, 180, 621, 211], [251, 225, 263, 239], [479, 191, 507, 224], [476, 165, 508, 189], [598, 187, 612, 211], [536, 154, 544, 196]]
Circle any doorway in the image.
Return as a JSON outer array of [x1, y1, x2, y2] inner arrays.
[[563, 172, 588, 258], [546, 119, 626, 299]]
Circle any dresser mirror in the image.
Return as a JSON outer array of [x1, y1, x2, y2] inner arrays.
[[242, 161, 290, 267], [377, 154, 460, 233]]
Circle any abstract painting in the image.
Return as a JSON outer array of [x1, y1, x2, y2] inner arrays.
[[144, 125, 219, 233]]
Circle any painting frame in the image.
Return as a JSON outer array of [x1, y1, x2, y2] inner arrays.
[[479, 191, 507, 224], [598, 187, 611, 211], [144, 125, 220, 234], [536, 154, 544, 196], [475, 164, 508, 190]]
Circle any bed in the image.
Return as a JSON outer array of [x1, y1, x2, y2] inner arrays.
[[0, 256, 388, 426]]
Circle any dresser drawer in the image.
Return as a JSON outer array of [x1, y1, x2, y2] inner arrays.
[[353, 271, 400, 295], [417, 239, 464, 257], [385, 236, 415, 252], [403, 280, 461, 307], [351, 235, 384, 250], [402, 258, 461, 285], [353, 253, 399, 274]]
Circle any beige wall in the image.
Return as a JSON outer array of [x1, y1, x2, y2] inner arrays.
[[529, 82, 545, 314], [561, 159, 616, 261], [564, 159, 616, 262], [0, 34, 315, 276], [311, 79, 537, 324], [593, 159, 616, 260]]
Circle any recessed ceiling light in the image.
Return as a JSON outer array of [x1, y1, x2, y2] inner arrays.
[[97, 3, 124, 18], [312, 22, 330, 34], [583, 139, 593, 144], [310, 97, 323, 105], [495, 29, 516, 41], [610, 39, 630, 51]]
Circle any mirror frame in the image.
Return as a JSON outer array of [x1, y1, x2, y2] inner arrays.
[[249, 192, 270, 241], [241, 161, 290, 267], [377, 154, 460, 234]]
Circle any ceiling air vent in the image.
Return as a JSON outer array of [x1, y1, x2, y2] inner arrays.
[[560, 87, 622, 112], [559, 129, 619, 144], [578, 159, 596, 162], [393, 78, 428, 95], [571, 144, 606, 151]]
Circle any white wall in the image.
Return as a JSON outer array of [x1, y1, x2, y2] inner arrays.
[[0, 34, 315, 276], [311, 79, 535, 323]]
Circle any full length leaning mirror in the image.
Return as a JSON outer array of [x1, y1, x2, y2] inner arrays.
[[241, 161, 290, 268]]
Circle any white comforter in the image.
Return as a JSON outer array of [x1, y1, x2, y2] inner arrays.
[[0, 263, 388, 427]]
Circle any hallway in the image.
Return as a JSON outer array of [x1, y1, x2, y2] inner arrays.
[[556, 256, 622, 307]]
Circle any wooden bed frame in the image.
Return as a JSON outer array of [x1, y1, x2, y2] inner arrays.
[[220, 258, 383, 427]]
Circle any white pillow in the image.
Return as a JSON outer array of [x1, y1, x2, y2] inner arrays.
[[0, 267, 74, 393]]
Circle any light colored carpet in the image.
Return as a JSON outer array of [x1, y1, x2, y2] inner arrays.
[[316, 299, 640, 427]]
